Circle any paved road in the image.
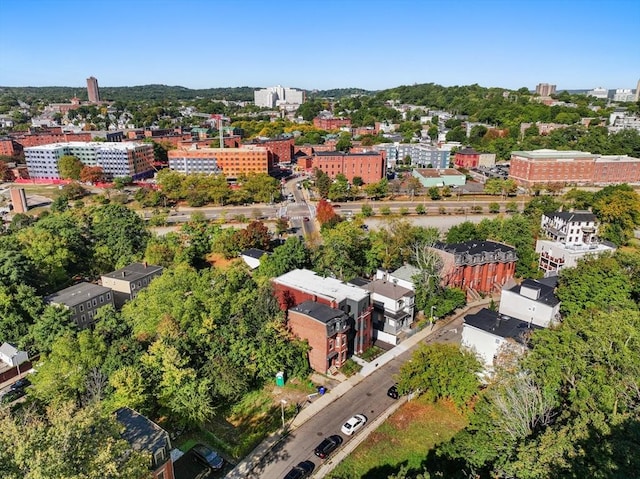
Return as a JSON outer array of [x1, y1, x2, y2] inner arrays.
[[248, 316, 465, 479]]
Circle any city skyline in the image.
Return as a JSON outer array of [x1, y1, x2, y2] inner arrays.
[[1, 0, 639, 92]]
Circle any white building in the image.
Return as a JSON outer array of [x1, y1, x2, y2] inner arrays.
[[461, 309, 541, 367], [613, 89, 635, 102], [499, 277, 560, 328], [535, 210, 616, 276], [376, 264, 421, 291], [588, 87, 609, 99], [24, 141, 155, 180], [358, 279, 415, 345], [0, 343, 29, 368], [254, 85, 305, 109]]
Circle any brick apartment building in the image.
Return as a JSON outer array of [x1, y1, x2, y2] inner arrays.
[[245, 137, 295, 165], [454, 146, 480, 168], [312, 150, 386, 184], [272, 269, 373, 357], [509, 149, 640, 186], [288, 301, 351, 373], [168, 145, 273, 177], [432, 241, 518, 297], [313, 116, 352, 130]]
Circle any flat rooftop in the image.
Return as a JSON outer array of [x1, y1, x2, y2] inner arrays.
[[290, 300, 347, 324], [464, 308, 542, 342], [101, 262, 163, 282], [360, 279, 413, 300], [46, 282, 112, 307], [274, 269, 369, 303]]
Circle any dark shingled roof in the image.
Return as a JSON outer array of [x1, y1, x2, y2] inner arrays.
[[46, 282, 112, 307], [241, 248, 269, 260], [544, 211, 596, 223], [115, 407, 170, 454], [464, 308, 541, 343], [457, 146, 479, 155], [102, 262, 163, 282], [290, 300, 347, 324], [508, 278, 559, 307], [437, 240, 516, 255]]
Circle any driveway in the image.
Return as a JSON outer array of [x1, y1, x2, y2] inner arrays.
[[174, 448, 235, 479]]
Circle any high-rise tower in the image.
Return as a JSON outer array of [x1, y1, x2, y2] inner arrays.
[[86, 76, 100, 103]]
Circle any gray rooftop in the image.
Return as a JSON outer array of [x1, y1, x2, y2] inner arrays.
[[390, 264, 421, 282], [115, 407, 170, 455], [290, 300, 347, 324], [506, 278, 560, 307], [101, 262, 163, 282], [464, 308, 542, 343], [46, 282, 112, 307], [544, 211, 596, 223], [241, 248, 269, 260], [360, 279, 414, 300]]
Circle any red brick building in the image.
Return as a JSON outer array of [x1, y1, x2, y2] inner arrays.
[[313, 117, 352, 130], [454, 146, 480, 168], [509, 149, 640, 186], [168, 145, 273, 177], [288, 301, 350, 373], [312, 150, 386, 184], [432, 241, 517, 297], [245, 137, 295, 165], [272, 269, 373, 357], [9, 129, 92, 148], [0, 137, 22, 157]]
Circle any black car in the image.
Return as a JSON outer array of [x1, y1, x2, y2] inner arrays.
[[10, 378, 31, 391], [314, 434, 343, 459], [191, 443, 224, 470], [387, 384, 399, 399], [1, 388, 26, 404], [283, 460, 315, 479]]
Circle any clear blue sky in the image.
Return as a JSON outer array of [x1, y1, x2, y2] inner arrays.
[[1, 0, 638, 92]]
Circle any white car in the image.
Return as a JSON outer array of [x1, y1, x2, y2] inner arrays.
[[341, 414, 367, 436]]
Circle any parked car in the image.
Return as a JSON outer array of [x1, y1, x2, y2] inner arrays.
[[191, 443, 224, 470], [314, 434, 343, 458], [10, 378, 31, 391], [387, 384, 399, 399], [341, 414, 367, 436], [1, 388, 26, 405], [283, 460, 315, 479]]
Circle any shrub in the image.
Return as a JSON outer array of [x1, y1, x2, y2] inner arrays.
[[416, 204, 426, 215], [361, 204, 373, 217], [380, 206, 391, 216], [489, 202, 500, 213], [399, 207, 409, 216]]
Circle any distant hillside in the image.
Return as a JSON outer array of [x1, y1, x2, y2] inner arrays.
[[0, 85, 259, 103], [307, 88, 373, 99]]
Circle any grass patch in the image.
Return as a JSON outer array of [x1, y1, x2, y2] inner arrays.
[[339, 358, 362, 377], [359, 345, 385, 362], [329, 397, 468, 478]]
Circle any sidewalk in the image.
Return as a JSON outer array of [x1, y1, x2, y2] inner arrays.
[[224, 297, 494, 479]]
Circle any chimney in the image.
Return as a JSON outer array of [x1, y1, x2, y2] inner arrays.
[[143, 261, 147, 268], [122, 271, 126, 278]]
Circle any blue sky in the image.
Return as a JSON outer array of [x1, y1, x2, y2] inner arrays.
[[1, 0, 638, 92]]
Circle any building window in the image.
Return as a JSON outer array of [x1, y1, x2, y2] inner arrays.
[[106, 292, 111, 300], [79, 304, 84, 312]]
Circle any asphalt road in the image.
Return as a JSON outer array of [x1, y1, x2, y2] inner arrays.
[[249, 316, 465, 479]]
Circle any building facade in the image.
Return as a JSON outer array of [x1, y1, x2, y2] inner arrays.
[[535, 210, 616, 275], [288, 301, 350, 374], [86, 76, 100, 103], [46, 282, 114, 329], [168, 145, 272, 178], [454, 146, 480, 168], [312, 151, 386, 184], [313, 116, 352, 130], [101, 262, 163, 309], [509, 149, 640, 186], [412, 168, 466, 188], [254, 86, 305, 108], [272, 269, 373, 356], [24, 141, 155, 180], [244, 137, 295, 165], [535, 83, 556, 97], [374, 143, 450, 169], [358, 279, 415, 345], [432, 241, 517, 297], [499, 277, 560, 328]]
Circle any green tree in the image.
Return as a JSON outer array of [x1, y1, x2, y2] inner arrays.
[[397, 343, 481, 409], [314, 221, 370, 280], [256, 236, 310, 279], [0, 401, 151, 479], [314, 168, 331, 199], [57, 155, 83, 180], [29, 305, 77, 354]]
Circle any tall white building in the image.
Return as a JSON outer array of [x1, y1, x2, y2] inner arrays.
[[613, 89, 635, 102], [254, 85, 305, 108], [24, 141, 155, 180], [587, 87, 609, 99]]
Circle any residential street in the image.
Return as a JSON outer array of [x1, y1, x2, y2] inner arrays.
[[227, 301, 490, 479]]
